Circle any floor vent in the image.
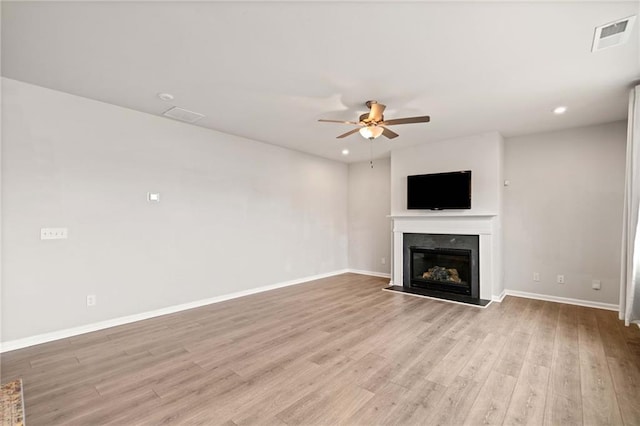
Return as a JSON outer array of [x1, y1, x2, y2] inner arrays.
[[162, 107, 205, 123], [592, 15, 636, 52]]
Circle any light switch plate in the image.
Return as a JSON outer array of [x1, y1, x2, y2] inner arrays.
[[41, 228, 68, 240], [147, 192, 160, 202]]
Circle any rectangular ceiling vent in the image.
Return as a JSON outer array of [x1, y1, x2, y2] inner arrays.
[[162, 107, 205, 123], [592, 15, 636, 52]]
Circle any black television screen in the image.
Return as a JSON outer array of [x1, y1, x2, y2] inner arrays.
[[407, 170, 471, 210]]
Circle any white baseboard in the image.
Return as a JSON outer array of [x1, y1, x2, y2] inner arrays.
[[492, 290, 506, 303], [347, 269, 391, 279], [0, 268, 350, 353], [504, 289, 619, 311]]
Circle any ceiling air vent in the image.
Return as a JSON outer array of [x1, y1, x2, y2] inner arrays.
[[592, 15, 636, 52], [162, 107, 204, 123]]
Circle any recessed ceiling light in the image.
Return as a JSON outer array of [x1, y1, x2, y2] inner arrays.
[[342, 149, 349, 156], [158, 93, 174, 102], [553, 106, 568, 115]]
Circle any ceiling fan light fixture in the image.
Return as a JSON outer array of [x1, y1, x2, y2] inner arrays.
[[318, 100, 430, 140], [359, 126, 384, 140]]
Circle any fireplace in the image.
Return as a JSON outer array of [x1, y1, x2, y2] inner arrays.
[[402, 233, 480, 300], [410, 247, 472, 295], [389, 214, 498, 305]]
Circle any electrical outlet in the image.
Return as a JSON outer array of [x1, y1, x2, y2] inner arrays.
[[86, 294, 97, 307], [381, 257, 386, 265], [557, 275, 565, 284], [592, 280, 601, 290], [533, 272, 540, 282], [41, 228, 68, 240]]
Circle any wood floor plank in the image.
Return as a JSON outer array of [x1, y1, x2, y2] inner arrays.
[[424, 375, 483, 425], [543, 393, 583, 426], [391, 379, 446, 425], [550, 304, 582, 402], [596, 310, 631, 361], [275, 381, 374, 425], [25, 385, 103, 424], [493, 296, 530, 336], [458, 332, 507, 384], [342, 381, 408, 425], [493, 330, 532, 378], [524, 302, 558, 368], [441, 306, 484, 340], [503, 361, 550, 425], [0, 274, 635, 425], [544, 303, 584, 425], [615, 318, 640, 362], [425, 333, 483, 387], [390, 335, 458, 389], [606, 355, 640, 425], [230, 357, 351, 425], [577, 307, 624, 425], [463, 370, 517, 425], [513, 298, 545, 335]]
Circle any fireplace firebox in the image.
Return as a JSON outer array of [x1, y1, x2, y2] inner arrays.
[[402, 233, 480, 301], [410, 247, 472, 295]]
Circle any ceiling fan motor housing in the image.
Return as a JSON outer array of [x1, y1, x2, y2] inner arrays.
[[359, 113, 383, 124]]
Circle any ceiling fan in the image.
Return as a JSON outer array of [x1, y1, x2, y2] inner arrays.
[[318, 100, 430, 140]]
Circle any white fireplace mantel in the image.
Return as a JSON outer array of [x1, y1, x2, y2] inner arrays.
[[389, 211, 498, 218], [390, 213, 502, 301]]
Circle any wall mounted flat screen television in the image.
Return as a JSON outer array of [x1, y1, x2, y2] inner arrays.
[[407, 170, 471, 210]]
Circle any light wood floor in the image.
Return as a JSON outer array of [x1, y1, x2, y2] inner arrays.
[[2, 273, 640, 425]]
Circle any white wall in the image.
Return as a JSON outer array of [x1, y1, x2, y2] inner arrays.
[[391, 132, 504, 214], [503, 121, 626, 305], [1, 78, 348, 342], [348, 158, 391, 276]]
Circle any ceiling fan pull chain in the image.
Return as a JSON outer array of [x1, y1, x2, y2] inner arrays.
[[370, 139, 374, 168]]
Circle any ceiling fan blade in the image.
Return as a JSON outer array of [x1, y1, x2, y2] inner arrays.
[[368, 103, 386, 122], [380, 115, 431, 126], [336, 128, 361, 139], [381, 127, 399, 139], [318, 119, 360, 125]]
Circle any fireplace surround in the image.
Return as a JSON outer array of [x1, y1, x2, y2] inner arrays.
[[388, 213, 500, 306]]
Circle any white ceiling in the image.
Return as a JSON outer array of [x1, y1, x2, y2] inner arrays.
[[2, 1, 639, 163]]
